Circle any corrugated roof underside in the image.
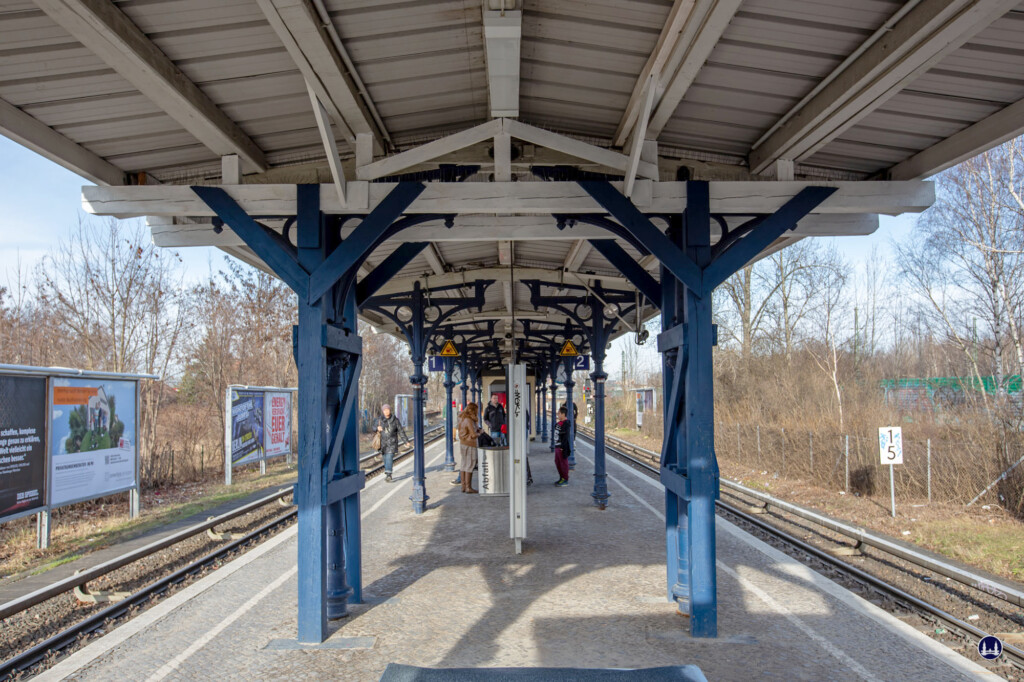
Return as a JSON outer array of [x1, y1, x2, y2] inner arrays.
[[810, 3, 1024, 175], [661, 0, 903, 161]]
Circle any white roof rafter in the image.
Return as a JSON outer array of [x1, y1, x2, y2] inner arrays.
[[34, 0, 268, 172], [748, 0, 1021, 174]]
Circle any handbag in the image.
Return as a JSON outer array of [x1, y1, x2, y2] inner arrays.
[[372, 430, 382, 451]]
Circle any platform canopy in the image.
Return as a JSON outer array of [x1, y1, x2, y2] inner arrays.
[[4, 0, 1023, 351]]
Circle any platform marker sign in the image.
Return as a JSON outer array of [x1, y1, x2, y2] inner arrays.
[[879, 426, 902, 518], [878, 427, 903, 465], [439, 340, 460, 357], [558, 339, 579, 356]]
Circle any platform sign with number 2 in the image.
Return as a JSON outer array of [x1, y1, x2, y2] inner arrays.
[[878, 427, 903, 465]]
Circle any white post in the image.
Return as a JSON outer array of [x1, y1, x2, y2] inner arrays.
[[844, 435, 850, 492], [809, 432, 814, 474], [757, 425, 761, 465], [260, 459, 266, 476], [889, 463, 896, 518], [224, 387, 233, 486], [781, 427, 786, 474], [36, 509, 51, 550], [129, 487, 140, 519], [926, 438, 931, 503]]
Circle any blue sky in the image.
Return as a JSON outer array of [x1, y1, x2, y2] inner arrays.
[[1, 136, 921, 378], [0, 137, 222, 286]]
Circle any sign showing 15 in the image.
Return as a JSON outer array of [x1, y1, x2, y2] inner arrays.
[[878, 426, 903, 465]]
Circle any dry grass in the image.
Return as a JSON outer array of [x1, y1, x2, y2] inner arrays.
[[609, 424, 1024, 583]]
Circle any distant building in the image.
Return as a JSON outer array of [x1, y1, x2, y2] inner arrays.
[[881, 376, 1022, 411], [87, 387, 110, 431]]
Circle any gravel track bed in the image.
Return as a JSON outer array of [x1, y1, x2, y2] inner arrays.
[[0, 501, 295, 678], [0, 434, 445, 680], [589, 434, 1023, 680]]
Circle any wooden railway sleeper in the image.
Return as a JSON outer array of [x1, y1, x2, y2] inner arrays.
[[72, 569, 131, 604]]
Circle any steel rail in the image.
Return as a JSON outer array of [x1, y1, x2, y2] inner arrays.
[[578, 426, 1024, 610], [0, 509, 297, 680], [0, 426, 449, 679], [578, 427, 1024, 669], [0, 485, 294, 620]]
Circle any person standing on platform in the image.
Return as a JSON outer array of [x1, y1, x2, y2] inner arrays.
[[458, 403, 483, 494], [553, 406, 570, 486], [484, 394, 507, 446], [560, 401, 579, 469], [375, 404, 408, 483]]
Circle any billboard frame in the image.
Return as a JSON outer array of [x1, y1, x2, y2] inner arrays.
[[0, 364, 157, 550], [224, 385, 298, 485]]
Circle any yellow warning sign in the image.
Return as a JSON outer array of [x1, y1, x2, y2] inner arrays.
[[559, 339, 580, 356], [439, 340, 460, 357]]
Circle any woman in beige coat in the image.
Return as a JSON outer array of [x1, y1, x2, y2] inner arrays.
[[457, 403, 483, 494]]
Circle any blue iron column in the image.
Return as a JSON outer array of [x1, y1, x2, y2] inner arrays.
[[536, 382, 544, 436], [564, 360, 576, 469], [540, 378, 549, 442], [460, 359, 469, 410], [549, 365, 558, 452], [443, 357, 456, 472], [409, 281, 429, 514], [591, 352, 609, 509]]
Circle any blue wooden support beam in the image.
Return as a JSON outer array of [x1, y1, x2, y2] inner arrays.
[[587, 239, 661, 306], [356, 242, 429, 306], [294, 184, 332, 643], [701, 186, 837, 295], [682, 180, 717, 638], [192, 186, 309, 298], [577, 180, 703, 295], [307, 182, 425, 304], [327, 471, 367, 504]]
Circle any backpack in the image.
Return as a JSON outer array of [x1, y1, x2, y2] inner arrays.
[[477, 432, 496, 447]]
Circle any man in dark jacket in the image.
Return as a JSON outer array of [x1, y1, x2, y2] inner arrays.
[[483, 394, 507, 446], [375, 404, 409, 482], [560, 401, 578, 469]]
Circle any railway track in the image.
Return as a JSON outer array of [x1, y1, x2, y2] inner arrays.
[[578, 427, 1024, 677], [0, 425, 444, 681]]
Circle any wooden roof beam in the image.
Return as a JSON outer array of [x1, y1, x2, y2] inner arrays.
[[34, 0, 268, 172], [638, 0, 743, 144], [888, 96, 1024, 180], [257, 0, 387, 152], [0, 97, 124, 186], [749, 0, 1020, 174]]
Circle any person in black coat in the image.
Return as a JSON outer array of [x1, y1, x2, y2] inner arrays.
[[483, 394, 507, 445], [553, 406, 571, 486], [375, 404, 409, 482]]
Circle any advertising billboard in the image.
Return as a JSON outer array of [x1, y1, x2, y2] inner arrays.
[[230, 389, 264, 465], [0, 375, 47, 521], [49, 377, 137, 507], [264, 392, 292, 458]]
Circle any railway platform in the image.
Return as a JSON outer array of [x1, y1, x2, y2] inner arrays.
[[36, 438, 994, 681]]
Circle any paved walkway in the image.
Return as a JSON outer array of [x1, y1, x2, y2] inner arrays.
[[38, 439, 994, 681]]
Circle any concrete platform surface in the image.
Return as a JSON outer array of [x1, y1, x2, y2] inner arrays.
[[36, 439, 994, 682]]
